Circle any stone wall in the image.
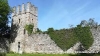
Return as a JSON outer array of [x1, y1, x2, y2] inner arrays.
[[6, 26, 100, 53], [87, 26, 100, 53], [66, 26, 100, 53], [10, 33, 63, 54]]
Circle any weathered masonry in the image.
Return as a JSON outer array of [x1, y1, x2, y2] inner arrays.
[[10, 2, 63, 53], [10, 2, 38, 53]]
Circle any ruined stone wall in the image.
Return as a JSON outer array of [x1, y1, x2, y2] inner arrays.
[[66, 26, 100, 53], [9, 26, 100, 53], [87, 26, 100, 53], [10, 33, 63, 54]]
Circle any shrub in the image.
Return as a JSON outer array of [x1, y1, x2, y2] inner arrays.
[[25, 24, 34, 35], [47, 28, 54, 34], [37, 28, 42, 33], [74, 25, 94, 49], [48, 29, 78, 51], [47, 25, 93, 50]]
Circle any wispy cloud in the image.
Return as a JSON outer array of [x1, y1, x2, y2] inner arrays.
[[39, 1, 69, 30], [72, 3, 90, 15]]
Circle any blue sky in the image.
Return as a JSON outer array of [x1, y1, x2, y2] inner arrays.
[[8, 0, 100, 31]]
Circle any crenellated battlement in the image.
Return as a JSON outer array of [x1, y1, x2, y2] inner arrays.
[[12, 2, 37, 16], [12, 2, 38, 33]]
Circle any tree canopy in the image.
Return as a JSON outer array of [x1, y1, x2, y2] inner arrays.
[[0, 0, 11, 37], [46, 19, 94, 51], [80, 18, 98, 27]]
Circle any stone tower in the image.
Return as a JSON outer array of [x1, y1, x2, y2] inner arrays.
[[12, 2, 37, 33], [10, 2, 38, 53], [10, 2, 63, 53]]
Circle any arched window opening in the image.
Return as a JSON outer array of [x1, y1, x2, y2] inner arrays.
[[18, 42, 20, 52], [32, 19, 33, 22], [19, 19, 20, 23], [24, 29, 25, 34]]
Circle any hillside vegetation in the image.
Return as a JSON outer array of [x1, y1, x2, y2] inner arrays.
[[48, 28, 77, 51], [47, 26, 93, 51], [46, 19, 97, 51]]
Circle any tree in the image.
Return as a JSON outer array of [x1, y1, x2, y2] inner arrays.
[[47, 28, 54, 34], [69, 24, 74, 28], [88, 18, 98, 27], [37, 28, 42, 33], [0, 0, 11, 37], [80, 18, 98, 28], [80, 20, 88, 27]]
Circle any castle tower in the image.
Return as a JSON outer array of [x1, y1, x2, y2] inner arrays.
[[11, 2, 38, 38], [10, 2, 38, 53], [12, 2, 37, 32]]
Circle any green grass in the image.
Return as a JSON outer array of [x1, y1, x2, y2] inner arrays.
[[7, 53, 70, 56], [6, 53, 100, 56]]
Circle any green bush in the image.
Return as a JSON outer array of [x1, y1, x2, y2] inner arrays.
[[25, 24, 34, 35], [37, 28, 42, 33], [48, 29, 78, 51], [74, 25, 94, 49], [47, 25, 93, 50], [47, 28, 54, 34]]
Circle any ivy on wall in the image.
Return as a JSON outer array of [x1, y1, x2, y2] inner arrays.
[[48, 28, 78, 51], [74, 25, 94, 49], [24, 24, 34, 35], [47, 25, 94, 51]]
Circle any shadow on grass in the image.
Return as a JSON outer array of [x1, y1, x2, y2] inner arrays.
[[69, 53, 100, 56], [0, 53, 6, 56]]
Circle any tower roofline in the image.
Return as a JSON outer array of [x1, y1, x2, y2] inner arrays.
[[12, 2, 37, 16]]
